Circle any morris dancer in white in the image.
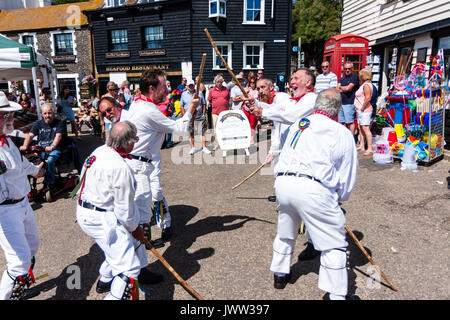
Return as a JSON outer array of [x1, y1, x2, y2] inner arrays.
[[250, 68, 317, 128], [76, 121, 144, 300], [250, 69, 320, 260], [0, 92, 43, 300], [270, 89, 358, 299], [121, 69, 199, 277]]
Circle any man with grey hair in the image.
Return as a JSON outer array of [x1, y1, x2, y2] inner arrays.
[[269, 89, 358, 300], [76, 121, 145, 300], [250, 70, 318, 260], [336, 62, 359, 135], [20, 103, 65, 193], [250, 68, 317, 127]]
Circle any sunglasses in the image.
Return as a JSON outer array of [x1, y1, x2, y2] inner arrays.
[[108, 88, 119, 92], [321, 66, 329, 68], [101, 107, 113, 117], [1, 112, 14, 119], [344, 68, 352, 70]]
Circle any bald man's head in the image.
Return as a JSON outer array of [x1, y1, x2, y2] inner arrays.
[[106, 121, 138, 150]]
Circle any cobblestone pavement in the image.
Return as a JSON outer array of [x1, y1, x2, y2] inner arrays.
[[2, 126, 449, 301]]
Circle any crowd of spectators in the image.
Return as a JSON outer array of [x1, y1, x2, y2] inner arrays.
[[3, 64, 377, 156]]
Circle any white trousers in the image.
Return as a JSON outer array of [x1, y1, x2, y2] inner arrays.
[[270, 176, 348, 296], [127, 158, 154, 225], [0, 198, 40, 300], [149, 155, 171, 229], [76, 205, 143, 284]]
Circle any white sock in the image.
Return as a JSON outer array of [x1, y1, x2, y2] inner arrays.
[[329, 293, 346, 300]]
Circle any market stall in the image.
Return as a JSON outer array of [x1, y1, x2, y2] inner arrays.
[[373, 55, 448, 167]]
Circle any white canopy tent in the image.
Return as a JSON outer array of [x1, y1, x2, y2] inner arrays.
[[0, 34, 57, 125]]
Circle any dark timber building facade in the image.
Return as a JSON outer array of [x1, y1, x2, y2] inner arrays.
[[84, 0, 292, 94]]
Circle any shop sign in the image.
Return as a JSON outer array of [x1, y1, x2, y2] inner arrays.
[[52, 55, 76, 63], [139, 49, 166, 56], [105, 64, 170, 72]]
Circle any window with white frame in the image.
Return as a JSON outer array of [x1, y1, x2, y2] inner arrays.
[[244, 0, 264, 24], [19, 33, 38, 52], [105, 0, 126, 7], [109, 29, 128, 51], [54, 33, 74, 56], [213, 42, 232, 70], [21, 35, 35, 47], [243, 42, 264, 69], [144, 26, 164, 49], [209, 0, 226, 18]]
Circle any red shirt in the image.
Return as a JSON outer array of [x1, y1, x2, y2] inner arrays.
[[208, 85, 230, 115]]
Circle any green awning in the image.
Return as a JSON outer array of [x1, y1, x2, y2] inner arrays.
[[0, 34, 35, 69]]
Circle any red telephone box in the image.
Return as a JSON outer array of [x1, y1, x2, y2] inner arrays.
[[323, 34, 369, 81]]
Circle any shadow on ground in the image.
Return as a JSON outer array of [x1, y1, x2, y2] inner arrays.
[[29, 244, 104, 300], [142, 204, 258, 300]]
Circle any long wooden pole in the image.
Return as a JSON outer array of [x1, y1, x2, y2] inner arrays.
[[345, 225, 398, 292], [191, 53, 207, 127], [144, 239, 204, 300], [204, 28, 248, 99], [194, 53, 207, 99], [232, 162, 266, 190]]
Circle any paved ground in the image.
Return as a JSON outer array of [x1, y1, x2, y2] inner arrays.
[[2, 125, 449, 301]]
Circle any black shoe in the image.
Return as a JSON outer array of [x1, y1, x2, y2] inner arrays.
[[274, 273, 291, 290], [267, 196, 276, 202], [323, 292, 361, 300], [138, 268, 163, 285], [20, 288, 40, 300], [96, 279, 112, 294], [161, 227, 173, 241], [298, 242, 321, 261], [150, 238, 165, 249]]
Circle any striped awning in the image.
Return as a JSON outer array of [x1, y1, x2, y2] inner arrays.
[[0, 34, 35, 69]]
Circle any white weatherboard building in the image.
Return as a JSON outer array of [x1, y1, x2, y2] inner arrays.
[[341, 0, 450, 93]]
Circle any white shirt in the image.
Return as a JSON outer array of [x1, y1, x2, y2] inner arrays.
[[267, 92, 293, 155], [0, 138, 40, 201], [258, 92, 317, 125], [275, 114, 358, 201], [78, 145, 139, 233], [230, 85, 244, 110], [121, 99, 192, 160], [315, 72, 338, 93]]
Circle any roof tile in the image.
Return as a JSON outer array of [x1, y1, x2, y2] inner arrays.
[[0, 0, 104, 32]]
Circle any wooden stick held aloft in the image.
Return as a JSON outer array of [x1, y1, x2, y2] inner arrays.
[[204, 28, 248, 99], [194, 53, 207, 99]]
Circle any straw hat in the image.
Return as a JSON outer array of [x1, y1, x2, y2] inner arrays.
[[0, 91, 22, 112]]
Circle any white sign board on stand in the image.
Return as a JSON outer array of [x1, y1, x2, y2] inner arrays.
[[215, 110, 251, 150]]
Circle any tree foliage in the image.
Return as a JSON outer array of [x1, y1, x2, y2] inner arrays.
[[292, 0, 342, 68]]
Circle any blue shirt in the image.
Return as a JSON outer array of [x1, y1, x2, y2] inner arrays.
[[339, 73, 359, 105], [180, 90, 205, 119]]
